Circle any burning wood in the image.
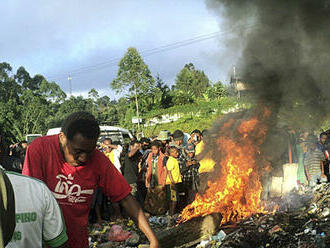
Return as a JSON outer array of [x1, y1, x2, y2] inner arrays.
[[192, 183, 329, 248], [156, 213, 222, 248], [180, 107, 272, 225]]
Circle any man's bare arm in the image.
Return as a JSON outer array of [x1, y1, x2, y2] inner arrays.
[[120, 194, 159, 248]]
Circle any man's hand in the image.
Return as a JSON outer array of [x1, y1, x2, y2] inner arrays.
[[150, 240, 160, 248], [128, 143, 141, 158], [120, 194, 159, 247]]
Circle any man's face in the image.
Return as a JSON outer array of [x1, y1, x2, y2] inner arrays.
[[320, 134, 327, 144], [192, 133, 201, 143], [103, 140, 112, 153], [187, 151, 195, 158], [60, 132, 97, 166], [174, 139, 183, 146], [151, 145, 159, 156], [170, 149, 179, 158], [21, 143, 28, 150], [131, 142, 141, 151]]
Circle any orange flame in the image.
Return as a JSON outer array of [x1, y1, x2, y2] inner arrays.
[[180, 110, 271, 224]]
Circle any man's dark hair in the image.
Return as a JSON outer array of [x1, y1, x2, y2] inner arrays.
[[130, 140, 141, 146], [140, 137, 150, 144], [320, 132, 327, 139], [191, 129, 201, 135], [168, 146, 178, 154], [172, 130, 184, 141], [61, 111, 100, 141], [202, 129, 208, 137], [151, 140, 162, 148]]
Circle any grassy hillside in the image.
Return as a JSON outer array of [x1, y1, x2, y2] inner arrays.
[[142, 115, 219, 137]]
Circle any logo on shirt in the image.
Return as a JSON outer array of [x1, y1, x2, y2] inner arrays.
[[53, 174, 94, 203]]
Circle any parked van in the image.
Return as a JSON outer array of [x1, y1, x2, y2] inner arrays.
[[46, 126, 133, 144], [46, 128, 61, 136], [25, 134, 42, 144], [98, 126, 134, 144]]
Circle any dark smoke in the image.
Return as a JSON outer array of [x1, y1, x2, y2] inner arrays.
[[207, 0, 330, 128]]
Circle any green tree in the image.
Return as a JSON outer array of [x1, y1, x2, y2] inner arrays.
[[0, 64, 61, 141], [155, 74, 172, 108], [203, 81, 228, 101], [174, 63, 210, 98], [171, 90, 195, 105], [111, 47, 155, 131], [114, 97, 135, 128], [48, 96, 94, 128]]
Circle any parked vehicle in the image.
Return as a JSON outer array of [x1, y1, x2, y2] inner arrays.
[[46, 128, 61, 136], [46, 126, 133, 144], [25, 134, 42, 144]]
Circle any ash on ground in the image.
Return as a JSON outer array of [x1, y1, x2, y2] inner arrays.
[[199, 183, 329, 248], [88, 183, 329, 248]]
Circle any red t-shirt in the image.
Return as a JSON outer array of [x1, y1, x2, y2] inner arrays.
[[22, 135, 131, 248]]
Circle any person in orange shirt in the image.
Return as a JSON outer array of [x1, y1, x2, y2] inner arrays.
[[144, 141, 167, 215]]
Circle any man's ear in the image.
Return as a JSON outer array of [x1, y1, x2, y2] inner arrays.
[[58, 132, 67, 145]]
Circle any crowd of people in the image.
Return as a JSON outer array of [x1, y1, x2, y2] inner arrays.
[[89, 128, 210, 226], [297, 130, 330, 186], [0, 111, 329, 248]]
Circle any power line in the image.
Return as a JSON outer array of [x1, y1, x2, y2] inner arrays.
[[47, 24, 255, 82], [46, 32, 220, 81]]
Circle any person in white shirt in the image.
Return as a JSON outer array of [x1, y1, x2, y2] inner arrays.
[[102, 138, 123, 173], [92, 138, 124, 224], [0, 169, 15, 247], [5, 171, 68, 248]]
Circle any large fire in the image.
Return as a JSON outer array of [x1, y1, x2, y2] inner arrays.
[[180, 108, 271, 224]]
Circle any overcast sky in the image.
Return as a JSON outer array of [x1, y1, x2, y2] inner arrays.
[[0, 0, 241, 99]]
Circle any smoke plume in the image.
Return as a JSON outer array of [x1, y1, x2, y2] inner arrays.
[[207, 0, 330, 128]]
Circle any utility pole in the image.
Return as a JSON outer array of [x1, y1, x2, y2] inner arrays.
[[233, 67, 240, 99], [133, 84, 140, 132], [68, 75, 72, 96]]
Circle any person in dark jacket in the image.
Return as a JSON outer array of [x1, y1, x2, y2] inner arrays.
[[123, 140, 142, 198]]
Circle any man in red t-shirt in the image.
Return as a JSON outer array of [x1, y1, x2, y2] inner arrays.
[[23, 112, 159, 248]]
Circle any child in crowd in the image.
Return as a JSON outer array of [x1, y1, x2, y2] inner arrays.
[[146, 141, 166, 188], [165, 146, 182, 216], [144, 141, 167, 215], [304, 141, 327, 186], [185, 143, 200, 204]]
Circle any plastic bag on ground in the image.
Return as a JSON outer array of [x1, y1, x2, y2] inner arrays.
[[108, 225, 132, 242]]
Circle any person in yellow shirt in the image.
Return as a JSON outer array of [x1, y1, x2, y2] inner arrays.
[[165, 147, 182, 216], [102, 138, 123, 173], [196, 130, 216, 174], [195, 130, 216, 194]]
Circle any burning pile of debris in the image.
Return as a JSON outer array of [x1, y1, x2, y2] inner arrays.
[[88, 182, 329, 248], [194, 183, 329, 248]]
